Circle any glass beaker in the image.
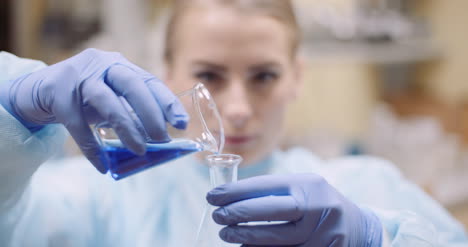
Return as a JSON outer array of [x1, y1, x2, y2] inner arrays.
[[94, 83, 224, 180], [194, 154, 242, 247]]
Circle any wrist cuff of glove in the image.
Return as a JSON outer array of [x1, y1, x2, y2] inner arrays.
[[0, 79, 44, 132], [360, 207, 383, 247]]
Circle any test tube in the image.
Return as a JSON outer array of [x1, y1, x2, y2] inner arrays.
[[194, 154, 242, 247]]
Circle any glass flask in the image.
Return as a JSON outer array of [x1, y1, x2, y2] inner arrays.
[[94, 83, 224, 180], [194, 154, 242, 247]]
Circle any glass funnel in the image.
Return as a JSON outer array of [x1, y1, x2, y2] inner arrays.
[[94, 83, 224, 180], [194, 154, 242, 247]]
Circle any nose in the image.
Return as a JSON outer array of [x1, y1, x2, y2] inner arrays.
[[222, 82, 253, 129]]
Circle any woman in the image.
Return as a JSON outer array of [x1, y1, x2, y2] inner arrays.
[[0, 0, 465, 246]]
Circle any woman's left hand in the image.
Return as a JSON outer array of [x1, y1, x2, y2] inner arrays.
[[207, 174, 382, 247]]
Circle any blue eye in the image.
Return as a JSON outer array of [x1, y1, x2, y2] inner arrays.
[[252, 71, 278, 85], [195, 71, 221, 83], [194, 71, 225, 92]]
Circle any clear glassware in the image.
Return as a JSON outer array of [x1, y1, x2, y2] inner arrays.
[[93, 83, 224, 180], [194, 154, 242, 247]]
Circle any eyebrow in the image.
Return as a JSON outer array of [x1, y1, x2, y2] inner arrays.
[[192, 61, 283, 74], [192, 61, 227, 72], [248, 62, 282, 72]]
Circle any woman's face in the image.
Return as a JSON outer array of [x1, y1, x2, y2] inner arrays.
[[165, 7, 302, 165]]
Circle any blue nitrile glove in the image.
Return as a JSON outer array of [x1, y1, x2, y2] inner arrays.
[[207, 174, 382, 247], [0, 48, 188, 173]]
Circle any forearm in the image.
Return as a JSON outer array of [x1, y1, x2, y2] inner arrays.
[[0, 52, 67, 210], [0, 106, 67, 210]]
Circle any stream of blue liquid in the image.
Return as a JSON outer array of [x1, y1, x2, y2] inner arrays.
[[102, 139, 203, 180]]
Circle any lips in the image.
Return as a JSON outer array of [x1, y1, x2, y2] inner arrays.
[[225, 135, 255, 146]]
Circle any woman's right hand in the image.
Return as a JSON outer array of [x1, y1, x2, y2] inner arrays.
[[0, 48, 188, 173]]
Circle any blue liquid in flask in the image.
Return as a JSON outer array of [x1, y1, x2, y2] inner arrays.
[[102, 139, 203, 180]]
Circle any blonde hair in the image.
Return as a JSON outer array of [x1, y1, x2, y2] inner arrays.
[[164, 0, 301, 63]]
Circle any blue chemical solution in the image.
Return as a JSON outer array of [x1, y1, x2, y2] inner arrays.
[[102, 139, 203, 180]]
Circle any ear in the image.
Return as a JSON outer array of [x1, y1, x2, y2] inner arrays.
[[289, 56, 305, 101]]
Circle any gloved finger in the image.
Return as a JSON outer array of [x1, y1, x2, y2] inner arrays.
[[144, 75, 189, 129], [105, 64, 170, 142], [57, 103, 108, 173], [207, 175, 292, 206], [220, 223, 305, 245], [81, 78, 146, 155], [241, 245, 296, 247], [68, 123, 107, 173], [212, 195, 302, 225]]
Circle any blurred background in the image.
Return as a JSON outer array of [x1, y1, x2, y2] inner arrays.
[[2, 0, 468, 229]]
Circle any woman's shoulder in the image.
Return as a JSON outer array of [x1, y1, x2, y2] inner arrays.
[[273, 147, 403, 187], [325, 155, 403, 182], [271, 147, 325, 173], [278, 147, 321, 160]]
